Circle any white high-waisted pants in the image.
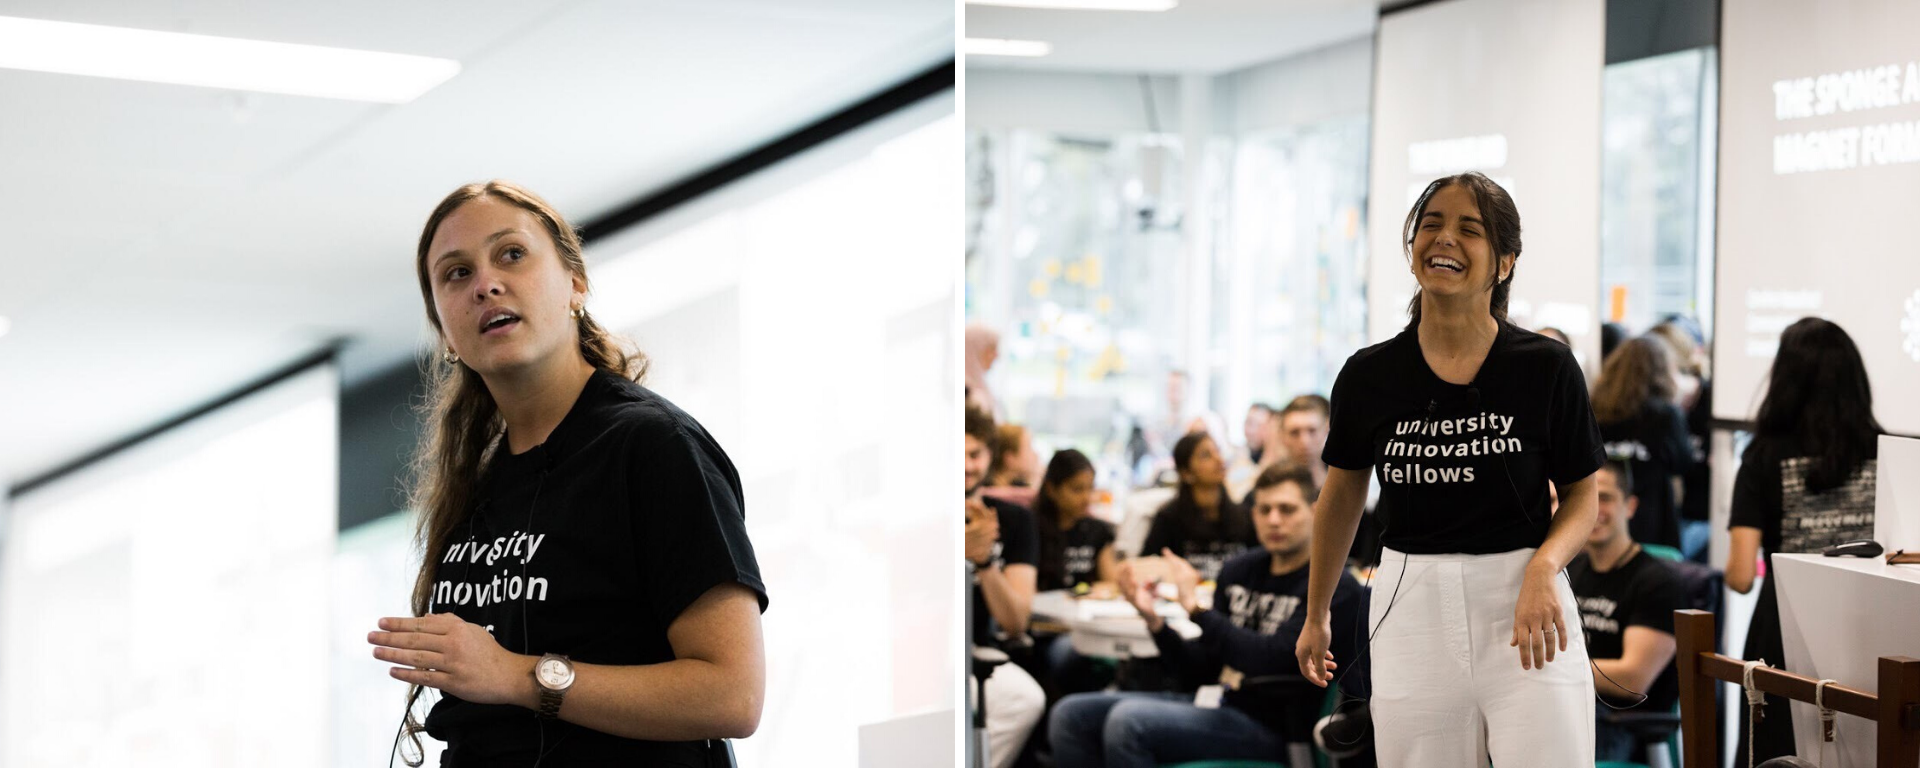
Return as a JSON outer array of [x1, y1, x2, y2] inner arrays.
[[1368, 546, 1595, 767]]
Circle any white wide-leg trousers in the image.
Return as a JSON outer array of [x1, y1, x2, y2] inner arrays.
[[1368, 546, 1595, 767]]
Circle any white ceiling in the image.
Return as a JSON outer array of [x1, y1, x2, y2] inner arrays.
[[0, 0, 952, 488], [965, 0, 1377, 74]]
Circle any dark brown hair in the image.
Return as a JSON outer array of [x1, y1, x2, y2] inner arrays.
[[1252, 461, 1319, 504], [1033, 448, 1098, 589], [965, 403, 996, 448], [1755, 317, 1883, 491], [1402, 171, 1522, 329], [1279, 394, 1329, 421], [398, 180, 646, 765]]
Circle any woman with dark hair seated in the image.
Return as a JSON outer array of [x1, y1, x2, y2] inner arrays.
[[1140, 432, 1256, 581], [1590, 335, 1693, 550], [1029, 448, 1118, 696]]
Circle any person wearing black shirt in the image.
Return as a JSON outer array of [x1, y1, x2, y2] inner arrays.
[[966, 405, 1044, 768], [1034, 449, 1116, 592], [1141, 432, 1256, 581], [1564, 461, 1683, 761], [369, 181, 766, 767], [1590, 336, 1693, 549], [1648, 318, 1713, 562], [1031, 448, 1118, 697], [1051, 463, 1368, 768], [1725, 317, 1882, 766], [1297, 172, 1605, 768]]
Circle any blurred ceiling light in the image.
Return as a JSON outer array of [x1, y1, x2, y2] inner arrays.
[[967, 0, 1178, 10], [0, 15, 460, 103], [963, 38, 1053, 57]]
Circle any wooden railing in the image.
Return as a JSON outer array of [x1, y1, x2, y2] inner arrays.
[[1675, 609, 1920, 767]]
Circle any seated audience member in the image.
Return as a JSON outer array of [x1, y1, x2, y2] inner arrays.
[[1031, 448, 1118, 697], [1034, 449, 1116, 592], [1601, 321, 1628, 361], [1141, 432, 1255, 581], [1648, 317, 1714, 563], [1050, 464, 1368, 768], [967, 323, 1001, 415], [1274, 395, 1330, 488], [1244, 403, 1274, 466], [1565, 460, 1684, 762], [1591, 336, 1692, 549], [966, 406, 1044, 768], [1226, 403, 1274, 500], [983, 422, 1042, 509]]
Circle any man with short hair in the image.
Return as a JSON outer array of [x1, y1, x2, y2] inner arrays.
[[966, 405, 1044, 768], [1049, 463, 1368, 768], [1275, 395, 1330, 485], [1565, 459, 1685, 761]]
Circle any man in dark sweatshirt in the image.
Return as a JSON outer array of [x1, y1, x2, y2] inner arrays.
[[1048, 463, 1369, 768]]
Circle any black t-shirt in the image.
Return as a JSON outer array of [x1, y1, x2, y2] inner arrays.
[[423, 369, 767, 767], [1149, 550, 1370, 739], [1322, 323, 1606, 555], [1041, 516, 1115, 591], [1139, 492, 1256, 581], [1598, 401, 1693, 548], [972, 496, 1039, 646], [1680, 380, 1712, 523], [1566, 548, 1683, 711], [1727, 434, 1878, 700]]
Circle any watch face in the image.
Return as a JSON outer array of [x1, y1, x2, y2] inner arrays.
[[537, 658, 571, 687]]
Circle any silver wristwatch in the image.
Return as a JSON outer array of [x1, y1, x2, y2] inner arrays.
[[533, 653, 575, 719]]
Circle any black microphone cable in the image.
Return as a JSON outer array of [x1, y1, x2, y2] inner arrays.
[[1316, 395, 1430, 751]]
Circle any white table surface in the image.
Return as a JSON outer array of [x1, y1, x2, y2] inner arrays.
[[1771, 553, 1920, 767], [1031, 590, 1201, 659]]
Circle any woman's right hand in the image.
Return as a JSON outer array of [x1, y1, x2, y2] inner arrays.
[[1295, 615, 1338, 687]]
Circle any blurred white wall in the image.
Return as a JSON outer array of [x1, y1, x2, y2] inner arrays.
[[2, 365, 338, 768]]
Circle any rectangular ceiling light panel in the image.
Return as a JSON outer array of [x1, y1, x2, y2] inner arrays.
[[0, 15, 460, 103]]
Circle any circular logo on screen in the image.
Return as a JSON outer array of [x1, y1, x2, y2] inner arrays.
[[1904, 289, 1920, 363]]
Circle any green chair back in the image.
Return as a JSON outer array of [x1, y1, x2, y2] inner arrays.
[[1640, 543, 1683, 562]]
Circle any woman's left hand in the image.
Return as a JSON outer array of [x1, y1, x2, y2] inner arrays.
[[369, 613, 527, 705], [1509, 566, 1567, 670]]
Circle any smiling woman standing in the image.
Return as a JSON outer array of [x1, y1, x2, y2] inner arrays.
[[367, 180, 767, 767], [1295, 172, 1606, 767]]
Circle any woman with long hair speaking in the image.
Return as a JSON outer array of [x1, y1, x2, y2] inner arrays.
[[367, 180, 767, 766]]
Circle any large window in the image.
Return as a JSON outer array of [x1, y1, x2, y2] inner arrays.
[[1214, 116, 1371, 418], [965, 128, 1187, 474], [1600, 47, 1718, 336], [965, 116, 1370, 470]]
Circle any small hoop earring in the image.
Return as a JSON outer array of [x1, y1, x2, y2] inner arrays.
[[570, 306, 585, 320], [442, 347, 460, 365]]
